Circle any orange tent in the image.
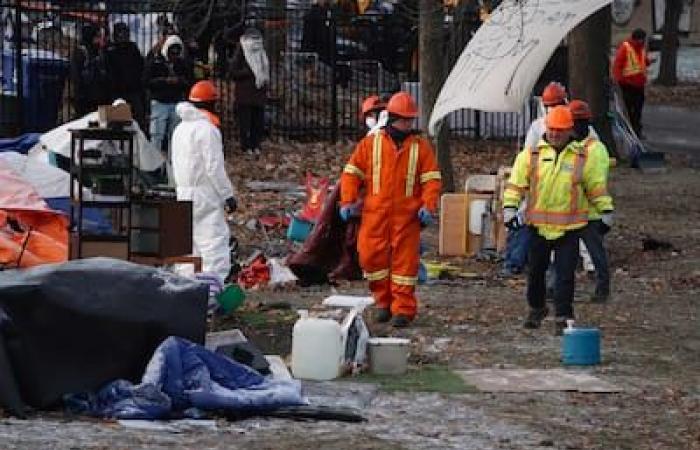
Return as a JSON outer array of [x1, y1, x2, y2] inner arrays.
[[0, 161, 68, 269]]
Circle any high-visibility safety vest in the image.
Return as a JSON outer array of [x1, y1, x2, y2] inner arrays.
[[622, 41, 646, 78], [341, 131, 442, 208], [503, 139, 613, 240], [580, 137, 611, 221]]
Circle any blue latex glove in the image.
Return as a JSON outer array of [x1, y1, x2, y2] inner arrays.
[[339, 206, 353, 222], [418, 207, 434, 226]]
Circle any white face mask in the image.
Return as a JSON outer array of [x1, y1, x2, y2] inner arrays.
[[365, 116, 377, 129]]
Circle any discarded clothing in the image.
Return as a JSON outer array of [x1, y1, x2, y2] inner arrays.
[[287, 184, 362, 285], [65, 336, 303, 419], [238, 255, 271, 289]]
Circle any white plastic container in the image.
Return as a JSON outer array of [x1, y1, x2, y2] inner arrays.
[[291, 313, 344, 380], [368, 337, 410, 375]]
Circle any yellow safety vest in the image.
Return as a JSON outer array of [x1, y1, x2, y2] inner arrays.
[[622, 41, 646, 78], [503, 139, 612, 240]]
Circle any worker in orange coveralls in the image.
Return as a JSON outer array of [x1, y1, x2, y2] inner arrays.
[[340, 91, 442, 328]]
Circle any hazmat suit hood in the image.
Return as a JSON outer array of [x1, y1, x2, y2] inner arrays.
[[176, 102, 220, 127], [162, 35, 184, 59]]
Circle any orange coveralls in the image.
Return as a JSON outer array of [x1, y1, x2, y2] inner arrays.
[[340, 130, 441, 319]]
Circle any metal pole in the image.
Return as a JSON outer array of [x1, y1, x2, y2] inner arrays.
[[328, 8, 338, 143], [13, 0, 23, 133]]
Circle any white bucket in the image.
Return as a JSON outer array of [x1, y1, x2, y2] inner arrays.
[[368, 337, 410, 375]]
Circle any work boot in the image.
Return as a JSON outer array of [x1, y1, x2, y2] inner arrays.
[[554, 317, 572, 336], [391, 314, 411, 328], [523, 307, 548, 329], [375, 308, 391, 323]]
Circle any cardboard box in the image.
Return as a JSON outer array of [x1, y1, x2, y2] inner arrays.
[[98, 103, 132, 123], [439, 194, 468, 256]]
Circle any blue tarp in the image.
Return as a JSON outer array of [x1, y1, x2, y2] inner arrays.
[[0, 133, 40, 154], [65, 337, 304, 419]]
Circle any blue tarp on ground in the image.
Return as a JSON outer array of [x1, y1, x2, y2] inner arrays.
[[65, 337, 304, 419], [0, 133, 40, 154]]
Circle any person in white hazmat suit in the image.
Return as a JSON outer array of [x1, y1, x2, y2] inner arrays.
[[171, 80, 237, 283]]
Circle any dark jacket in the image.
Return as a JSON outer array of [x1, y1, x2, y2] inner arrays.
[[105, 41, 144, 98], [70, 45, 110, 116], [144, 54, 194, 103], [228, 47, 266, 107]]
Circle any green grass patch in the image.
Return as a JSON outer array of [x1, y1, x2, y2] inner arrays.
[[352, 365, 476, 394]]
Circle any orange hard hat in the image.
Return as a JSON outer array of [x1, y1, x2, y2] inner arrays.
[[386, 91, 419, 118], [361, 95, 382, 116], [546, 105, 574, 130], [568, 99, 592, 120], [541, 82, 567, 106], [189, 80, 218, 102]]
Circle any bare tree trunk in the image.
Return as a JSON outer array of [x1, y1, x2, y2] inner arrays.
[[419, 0, 454, 192], [568, 6, 617, 157], [656, 0, 683, 86]]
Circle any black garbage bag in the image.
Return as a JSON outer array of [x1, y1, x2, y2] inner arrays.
[[0, 257, 208, 416]]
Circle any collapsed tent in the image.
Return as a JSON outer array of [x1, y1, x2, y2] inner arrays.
[[0, 159, 68, 268], [0, 258, 209, 417], [40, 112, 164, 172], [287, 184, 362, 285], [0, 151, 112, 234], [65, 337, 304, 419]]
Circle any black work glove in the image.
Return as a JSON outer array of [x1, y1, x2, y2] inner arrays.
[[225, 197, 237, 214]]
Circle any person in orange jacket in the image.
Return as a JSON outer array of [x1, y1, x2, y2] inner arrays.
[[612, 28, 652, 137], [340, 91, 442, 327]]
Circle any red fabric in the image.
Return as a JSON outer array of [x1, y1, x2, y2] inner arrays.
[[612, 39, 648, 88], [237, 256, 271, 288]]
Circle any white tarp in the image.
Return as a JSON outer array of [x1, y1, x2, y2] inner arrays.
[[40, 113, 164, 172], [429, 0, 612, 135], [0, 152, 70, 199]]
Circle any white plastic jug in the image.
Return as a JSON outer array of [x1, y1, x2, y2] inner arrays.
[[291, 313, 344, 380]]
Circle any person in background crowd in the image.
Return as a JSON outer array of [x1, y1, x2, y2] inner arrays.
[[144, 33, 194, 170], [228, 27, 269, 157], [105, 22, 145, 129], [612, 28, 653, 138], [70, 24, 109, 117]]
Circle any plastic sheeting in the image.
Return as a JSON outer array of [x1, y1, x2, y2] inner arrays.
[[40, 113, 164, 172], [0, 258, 208, 417], [65, 336, 304, 419], [0, 133, 41, 155]]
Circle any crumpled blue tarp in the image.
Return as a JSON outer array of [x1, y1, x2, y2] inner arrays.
[[0, 133, 41, 154], [64, 336, 304, 419]]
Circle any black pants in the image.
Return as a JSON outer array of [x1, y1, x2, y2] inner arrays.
[[527, 227, 580, 318], [580, 220, 610, 296], [237, 104, 265, 151], [620, 85, 645, 136]]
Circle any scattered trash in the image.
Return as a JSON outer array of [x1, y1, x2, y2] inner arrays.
[[238, 254, 271, 289], [216, 284, 246, 313]]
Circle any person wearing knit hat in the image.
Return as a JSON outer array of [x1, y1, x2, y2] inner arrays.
[[144, 32, 194, 181]]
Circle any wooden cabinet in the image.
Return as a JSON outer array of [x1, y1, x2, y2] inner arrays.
[[130, 200, 193, 258]]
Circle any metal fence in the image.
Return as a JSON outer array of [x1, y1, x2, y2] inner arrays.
[[0, 0, 531, 145]]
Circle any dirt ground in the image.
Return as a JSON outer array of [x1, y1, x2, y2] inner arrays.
[[1, 141, 698, 449]]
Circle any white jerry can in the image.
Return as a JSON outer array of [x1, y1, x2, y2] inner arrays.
[[290, 312, 344, 381]]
